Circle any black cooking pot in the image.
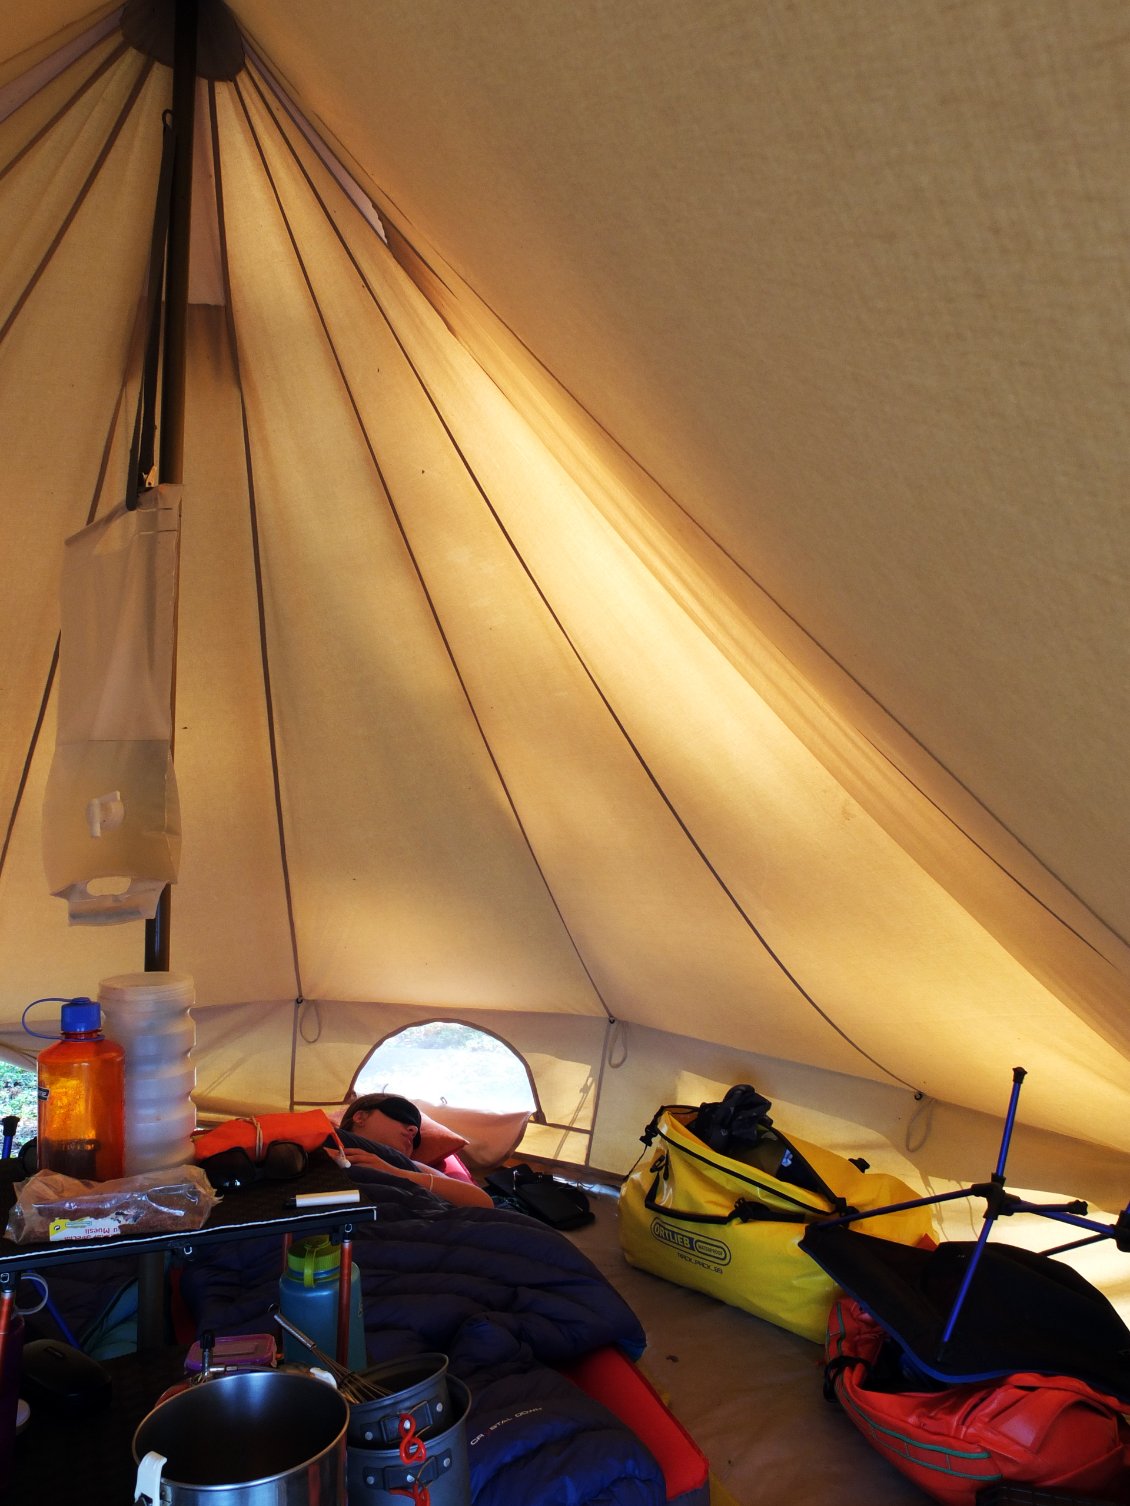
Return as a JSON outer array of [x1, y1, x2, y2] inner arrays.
[[348, 1351, 451, 1447], [347, 1375, 471, 1506]]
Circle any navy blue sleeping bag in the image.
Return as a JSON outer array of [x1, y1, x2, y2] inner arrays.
[[179, 1177, 667, 1506]]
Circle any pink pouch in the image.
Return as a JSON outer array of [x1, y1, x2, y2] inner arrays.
[[185, 1333, 277, 1373], [441, 1152, 475, 1184]]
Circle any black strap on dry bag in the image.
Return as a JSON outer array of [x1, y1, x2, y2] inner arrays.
[[641, 1146, 822, 1227]]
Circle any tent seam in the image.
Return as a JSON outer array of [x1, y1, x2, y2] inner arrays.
[[372, 203, 1129, 963], [232, 65, 619, 1027], [236, 64, 914, 1092], [0, 53, 153, 347], [208, 77, 306, 1007]]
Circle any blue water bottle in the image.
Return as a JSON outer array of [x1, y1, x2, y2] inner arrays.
[[279, 1235, 366, 1372]]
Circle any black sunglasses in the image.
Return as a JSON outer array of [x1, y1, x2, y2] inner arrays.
[[199, 1140, 308, 1192]]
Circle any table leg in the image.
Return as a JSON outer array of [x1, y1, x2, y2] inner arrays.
[[0, 1285, 12, 1381], [336, 1235, 353, 1365], [136, 1250, 166, 1352]]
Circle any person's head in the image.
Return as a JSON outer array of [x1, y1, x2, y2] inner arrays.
[[340, 1093, 423, 1157]]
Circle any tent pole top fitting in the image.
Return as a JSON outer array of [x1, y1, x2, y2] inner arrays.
[[122, 0, 245, 81]]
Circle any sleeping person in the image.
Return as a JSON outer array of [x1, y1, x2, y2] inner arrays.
[[336, 1093, 494, 1208]]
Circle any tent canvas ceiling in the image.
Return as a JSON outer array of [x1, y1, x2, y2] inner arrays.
[[1, 1, 1128, 1198]]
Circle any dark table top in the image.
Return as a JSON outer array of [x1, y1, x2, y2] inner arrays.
[[0, 1154, 376, 1280]]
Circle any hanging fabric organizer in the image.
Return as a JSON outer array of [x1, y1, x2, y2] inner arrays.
[[42, 485, 182, 925]]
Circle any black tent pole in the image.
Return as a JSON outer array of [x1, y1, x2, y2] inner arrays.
[[145, 0, 198, 975]]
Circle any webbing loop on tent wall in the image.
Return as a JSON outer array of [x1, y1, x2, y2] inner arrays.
[[605, 1019, 629, 1070]]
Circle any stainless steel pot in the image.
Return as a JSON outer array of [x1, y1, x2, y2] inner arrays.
[[132, 1368, 348, 1505]]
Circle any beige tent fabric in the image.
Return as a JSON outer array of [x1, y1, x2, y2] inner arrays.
[[0, 5, 1128, 1196], [229, 0, 1129, 943], [0, 40, 163, 825], [383, 228, 1130, 1054], [43, 487, 182, 922]]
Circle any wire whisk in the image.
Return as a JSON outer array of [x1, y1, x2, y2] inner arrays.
[[271, 1306, 391, 1402]]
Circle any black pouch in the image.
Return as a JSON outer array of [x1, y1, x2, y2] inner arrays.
[[198, 1140, 308, 1191], [485, 1163, 594, 1229]]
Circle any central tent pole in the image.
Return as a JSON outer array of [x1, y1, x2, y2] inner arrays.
[[138, 0, 198, 1350], [144, 0, 198, 975]]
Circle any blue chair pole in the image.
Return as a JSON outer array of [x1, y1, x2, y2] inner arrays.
[[45, 1294, 82, 1351], [939, 1066, 1026, 1350], [993, 1067, 1026, 1180]]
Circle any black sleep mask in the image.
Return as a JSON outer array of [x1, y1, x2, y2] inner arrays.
[[347, 1094, 422, 1150]]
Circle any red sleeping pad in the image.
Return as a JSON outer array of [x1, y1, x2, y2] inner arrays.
[[560, 1346, 710, 1506]]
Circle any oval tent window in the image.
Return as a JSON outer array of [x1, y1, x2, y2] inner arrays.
[[354, 1022, 536, 1113]]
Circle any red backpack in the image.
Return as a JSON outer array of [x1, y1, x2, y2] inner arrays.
[[824, 1295, 1130, 1505]]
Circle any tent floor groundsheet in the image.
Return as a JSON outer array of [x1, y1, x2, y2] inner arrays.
[[563, 1184, 1130, 1506], [564, 1189, 932, 1506]]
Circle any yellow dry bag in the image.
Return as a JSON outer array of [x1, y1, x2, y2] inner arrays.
[[618, 1099, 936, 1343]]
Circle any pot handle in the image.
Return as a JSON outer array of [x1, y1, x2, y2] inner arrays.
[[134, 1450, 167, 1504]]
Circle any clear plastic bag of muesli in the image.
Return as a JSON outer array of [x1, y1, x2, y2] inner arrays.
[[5, 1163, 218, 1244]]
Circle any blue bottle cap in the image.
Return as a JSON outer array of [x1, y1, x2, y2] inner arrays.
[[60, 997, 101, 1034]]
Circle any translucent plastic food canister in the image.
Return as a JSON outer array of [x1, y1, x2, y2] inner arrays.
[[98, 972, 197, 1175]]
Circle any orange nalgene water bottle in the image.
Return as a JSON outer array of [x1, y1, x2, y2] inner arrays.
[[37, 998, 125, 1181]]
